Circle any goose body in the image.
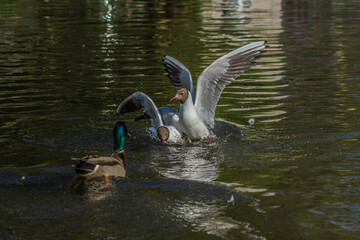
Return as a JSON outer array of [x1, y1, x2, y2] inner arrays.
[[117, 92, 183, 143], [164, 41, 267, 140], [72, 121, 128, 178]]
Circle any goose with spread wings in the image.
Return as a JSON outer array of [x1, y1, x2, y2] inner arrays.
[[164, 41, 267, 140], [116, 92, 183, 143]]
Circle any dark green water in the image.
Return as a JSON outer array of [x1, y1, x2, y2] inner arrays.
[[1, 0, 360, 239]]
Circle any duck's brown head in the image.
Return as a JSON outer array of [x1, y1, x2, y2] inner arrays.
[[157, 126, 170, 143], [170, 88, 189, 104]]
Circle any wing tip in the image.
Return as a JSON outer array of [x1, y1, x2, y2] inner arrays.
[[264, 40, 269, 49]]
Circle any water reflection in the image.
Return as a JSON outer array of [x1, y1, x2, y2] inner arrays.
[[72, 176, 119, 202], [156, 143, 220, 182], [204, 0, 251, 18], [153, 119, 246, 182], [147, 120, 265, 237], [173, 200, 250, 238]]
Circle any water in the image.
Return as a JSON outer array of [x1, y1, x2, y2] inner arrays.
[[1, 0, 360, 239]]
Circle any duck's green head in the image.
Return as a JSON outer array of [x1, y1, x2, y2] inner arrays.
[[113, 121, 128, 153]]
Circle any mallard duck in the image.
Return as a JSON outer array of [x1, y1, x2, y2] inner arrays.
[[164, 41, 267, 140], [72, 121, 129, 178]]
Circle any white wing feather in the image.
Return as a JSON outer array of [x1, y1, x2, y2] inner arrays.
[[195, 41, 267, 129]]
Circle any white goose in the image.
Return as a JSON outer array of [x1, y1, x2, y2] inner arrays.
[[116, 92, 183, 143], [164, 41, 267, 140]]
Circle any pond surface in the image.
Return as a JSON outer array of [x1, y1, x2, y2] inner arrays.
[[1, 0, 360, 239]]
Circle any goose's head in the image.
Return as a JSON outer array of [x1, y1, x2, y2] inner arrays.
[[170, 88, 189, 104], [157, 126, 170, 143]]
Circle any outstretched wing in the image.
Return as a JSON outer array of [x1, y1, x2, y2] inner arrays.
[[116, 92, 163, 128], [163, 55, 195, 102], [158, 107, 179, 126], [195, 41, 267, 129]]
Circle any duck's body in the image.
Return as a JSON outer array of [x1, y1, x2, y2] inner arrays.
[[73, 152, 126, 178], [72, 121, 129, 178], [164, 41, 267, 140], [117, 92, 183, 143]]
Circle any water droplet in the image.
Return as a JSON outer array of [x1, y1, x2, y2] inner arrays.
[[248, 118, 255, 125], [228, 194, 235, 204]]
